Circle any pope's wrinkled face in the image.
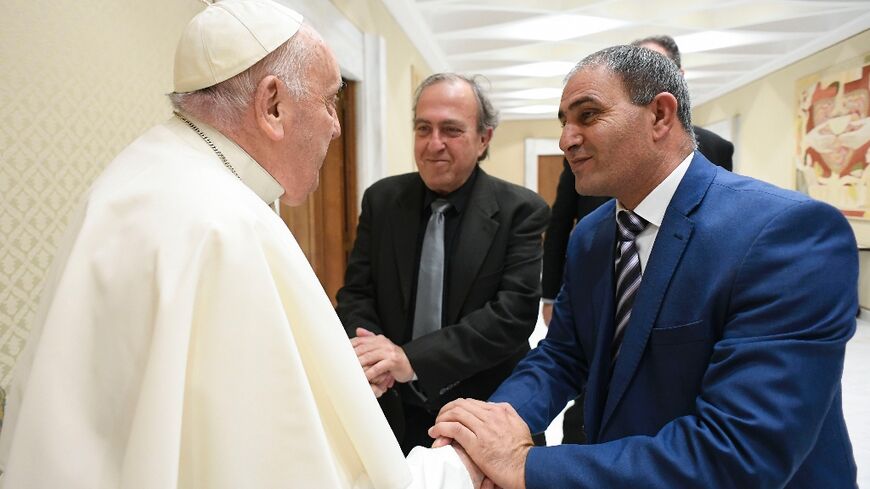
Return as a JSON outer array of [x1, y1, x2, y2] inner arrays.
[[413, 80, 492, 195], [558, 66, 653, 203], [281, 40, 342, 205]]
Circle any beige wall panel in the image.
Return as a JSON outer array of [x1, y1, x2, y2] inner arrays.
[[485, 119, 562, 186]]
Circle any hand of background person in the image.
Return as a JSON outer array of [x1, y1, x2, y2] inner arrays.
[[353, 329, 397, 396], [368, 370, 396, 398], [352, 327, 415, 383], [541, 303, 553, 326], [429, 399, 533, 489], [369, 372, 395, 398]]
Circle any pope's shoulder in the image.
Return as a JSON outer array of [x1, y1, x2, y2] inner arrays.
[[84, 123, 279, 239]]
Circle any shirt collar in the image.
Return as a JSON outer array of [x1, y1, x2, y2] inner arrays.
[[172, 112, 284, 204], [422, 164, 479, 215], [617, 152, 693, 228]]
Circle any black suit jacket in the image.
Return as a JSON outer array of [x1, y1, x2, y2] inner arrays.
[[337, 168, 549, 426], [694, 125, 734, 171], [541, 126, 734, 299]]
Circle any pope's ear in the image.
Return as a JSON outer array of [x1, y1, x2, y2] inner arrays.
[[253, 75, 285, 141]]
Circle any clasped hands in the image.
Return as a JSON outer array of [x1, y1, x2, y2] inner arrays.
[[351, 329, 532, 489], [351, 328, 415, 397], [429, 398, 533, 489]]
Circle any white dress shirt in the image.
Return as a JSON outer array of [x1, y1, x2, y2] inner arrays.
[[616, 152, 694, 272]]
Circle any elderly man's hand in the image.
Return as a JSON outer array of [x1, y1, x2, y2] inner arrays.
[[451, 443, 486, 489], [369, 372, 395, 398], [429, 399, 532, 489], [351, 328, 415, 383], [433, 441, 500, 489]]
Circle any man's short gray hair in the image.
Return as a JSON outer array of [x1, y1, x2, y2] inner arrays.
[[566, 45, 696, 145], [631, 35, 681, 69], [413, 73, 499, 161], [168, 25, 317, 128]]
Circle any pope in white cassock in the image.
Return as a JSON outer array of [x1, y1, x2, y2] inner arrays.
[[0, 1, 482, 488]]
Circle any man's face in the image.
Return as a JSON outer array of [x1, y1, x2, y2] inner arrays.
[[414, 80, 492, 195], [558, 66, 653, 202], [281, 41, 342, 205]]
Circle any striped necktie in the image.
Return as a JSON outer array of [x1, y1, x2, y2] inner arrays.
[[612, 209, 648, 361]]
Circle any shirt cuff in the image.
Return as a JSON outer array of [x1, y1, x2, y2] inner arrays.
[[406, 445, 474, 489]]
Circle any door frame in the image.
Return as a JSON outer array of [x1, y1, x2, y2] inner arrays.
[[524, 138, 562, 193], [281, 0, 386, 206]]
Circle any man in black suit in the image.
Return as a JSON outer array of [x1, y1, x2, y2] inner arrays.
[[337, 73, 549, 454], [542, 35, 734, 444]]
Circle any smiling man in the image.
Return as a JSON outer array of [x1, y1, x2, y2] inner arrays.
[[337, 73, 549, 454], [432, 45, 858, 489]]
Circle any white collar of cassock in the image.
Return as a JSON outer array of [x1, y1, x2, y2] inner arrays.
[[172, 112, 284, 205]]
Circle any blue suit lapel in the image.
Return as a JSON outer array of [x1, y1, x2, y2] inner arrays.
[[581, 206, 617, 443], [598, 153, 715, 436]]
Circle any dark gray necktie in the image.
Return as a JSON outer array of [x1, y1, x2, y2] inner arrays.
[[612, 209, 648, 361], [412, 199, 452, 340]]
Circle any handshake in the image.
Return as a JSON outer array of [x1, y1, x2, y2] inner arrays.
[[351, 328, 533, 489]]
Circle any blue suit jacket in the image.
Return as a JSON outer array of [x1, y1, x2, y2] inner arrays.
[[490, 153, 858, 488]]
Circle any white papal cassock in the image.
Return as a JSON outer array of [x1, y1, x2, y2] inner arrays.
[[0, 114, 472, 489]]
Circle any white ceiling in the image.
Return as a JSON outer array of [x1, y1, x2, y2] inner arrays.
[[382, 0, 870, 120]]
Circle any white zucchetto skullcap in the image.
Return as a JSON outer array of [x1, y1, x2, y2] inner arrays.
[[173, 0, 304, 93]]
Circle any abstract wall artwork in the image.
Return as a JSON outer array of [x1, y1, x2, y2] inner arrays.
[[796, 54, 870, 219]]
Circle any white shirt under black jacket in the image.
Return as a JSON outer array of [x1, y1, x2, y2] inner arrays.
[[0, 114, 472, 489]]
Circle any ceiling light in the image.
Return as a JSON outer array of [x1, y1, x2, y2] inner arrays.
[[675, 30, 794, 53], [503, 104, 559, 115], [436, 14, 627, 42], [482, 61, 575, 77], [496, 14, 627, 42], [493, 88, 563, 100]]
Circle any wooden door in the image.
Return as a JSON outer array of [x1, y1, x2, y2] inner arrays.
[[280, 80, 358, 305], [537, 154, 564, 207]]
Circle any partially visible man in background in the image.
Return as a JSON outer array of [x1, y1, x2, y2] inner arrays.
[[0, 2, 481, 488], [338, 73, 549, 454]]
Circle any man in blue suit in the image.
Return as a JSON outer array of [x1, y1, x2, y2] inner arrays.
[[430, 45, 858, 489]]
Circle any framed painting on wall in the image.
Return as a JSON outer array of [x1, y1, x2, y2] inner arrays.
[[795, 53, 870, 219]]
